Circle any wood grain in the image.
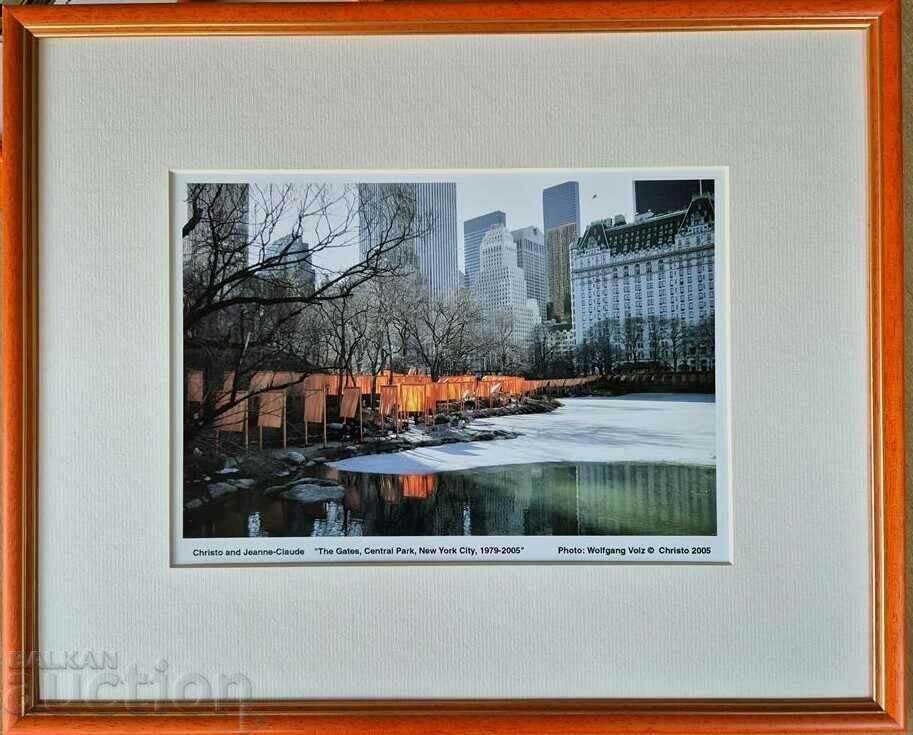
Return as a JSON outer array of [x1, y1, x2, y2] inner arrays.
[[3, 0, 896, 36], [3, 8, 29, 735]]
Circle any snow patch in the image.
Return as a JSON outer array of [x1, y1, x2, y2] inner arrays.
[[330, 395, 715, 475]]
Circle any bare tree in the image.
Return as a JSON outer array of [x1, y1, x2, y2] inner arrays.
[[575, 339, 597, 376], [184, 182, 420, 329], [401, 287, 488, 381], [646, 316, 667, 365], [589, 318, 620, 374], [621, 316, 645, 363], [353, 276, 403, 407], [688, 316, 715, 369], [665, 318, 688, 371], [527, 325, 556, 377], [317, 280, 375, 390], [182, 182, 427, 442]]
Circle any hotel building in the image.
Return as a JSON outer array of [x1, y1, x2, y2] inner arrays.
[[570, 193, 715, 368]]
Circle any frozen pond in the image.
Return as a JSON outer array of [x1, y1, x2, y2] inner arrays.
[[184, 395, 718, 539], [330, 394, 716, 475]]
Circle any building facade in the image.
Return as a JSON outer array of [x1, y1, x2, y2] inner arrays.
[[543, 322, 576, 361], [543, 181, 581, 233], [473, 225, 542, 349], [463, 210, 507, 288], [542, 181, 580, 324], [570, 194, 715, 370], [510, 226, 549, 318], [358, 182, 460, 300], [546, 223, 578, 324]]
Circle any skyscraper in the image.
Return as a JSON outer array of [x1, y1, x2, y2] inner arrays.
[[472, 225, 541, 349], [463, 211, 507, 287], [358, 182, 460, 299], [358, 183, 418, 272], [510, 226, 549, 319], [543, 180, 581, 233], [266, 233, 316, 294], [542, 181, 580, 323]]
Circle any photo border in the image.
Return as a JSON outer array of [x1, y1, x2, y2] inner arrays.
[[169, 167, 731, 567]]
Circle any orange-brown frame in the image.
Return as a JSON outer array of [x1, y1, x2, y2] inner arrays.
[[0, 1, 904, 733]]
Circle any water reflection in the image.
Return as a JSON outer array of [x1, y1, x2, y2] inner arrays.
[[185, 462, 716, 538]]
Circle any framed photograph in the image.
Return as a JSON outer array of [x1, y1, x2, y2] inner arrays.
[[1, 0, 904, 733], [173, 168, 729, 566]]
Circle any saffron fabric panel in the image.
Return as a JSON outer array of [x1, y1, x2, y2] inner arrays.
[[257, 391, 285, 429], [185, 369, 203, 403], [399, 384, 427, 414], [303, 389, 326, 424], [339, 387, 362, 420], [354, 375, 374, 396], [379, 384, 400, 417], [214, 390, 247, 433]]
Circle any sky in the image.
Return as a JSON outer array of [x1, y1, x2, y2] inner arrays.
[[189, 169, 719, 277], [456, 172, 634, 241]]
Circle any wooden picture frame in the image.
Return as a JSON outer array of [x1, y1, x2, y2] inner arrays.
[[1, 1, 904, 733]]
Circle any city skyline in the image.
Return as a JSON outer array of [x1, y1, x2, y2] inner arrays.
[[233, 171, 710, 277], [218, 172, 717, 359]]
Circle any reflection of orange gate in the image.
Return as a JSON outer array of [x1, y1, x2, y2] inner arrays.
[[380, 474, 437, 504], [401, 474, 436, 499]]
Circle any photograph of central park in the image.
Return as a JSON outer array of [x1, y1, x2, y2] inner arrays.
[[181, 173, 718, 540]]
